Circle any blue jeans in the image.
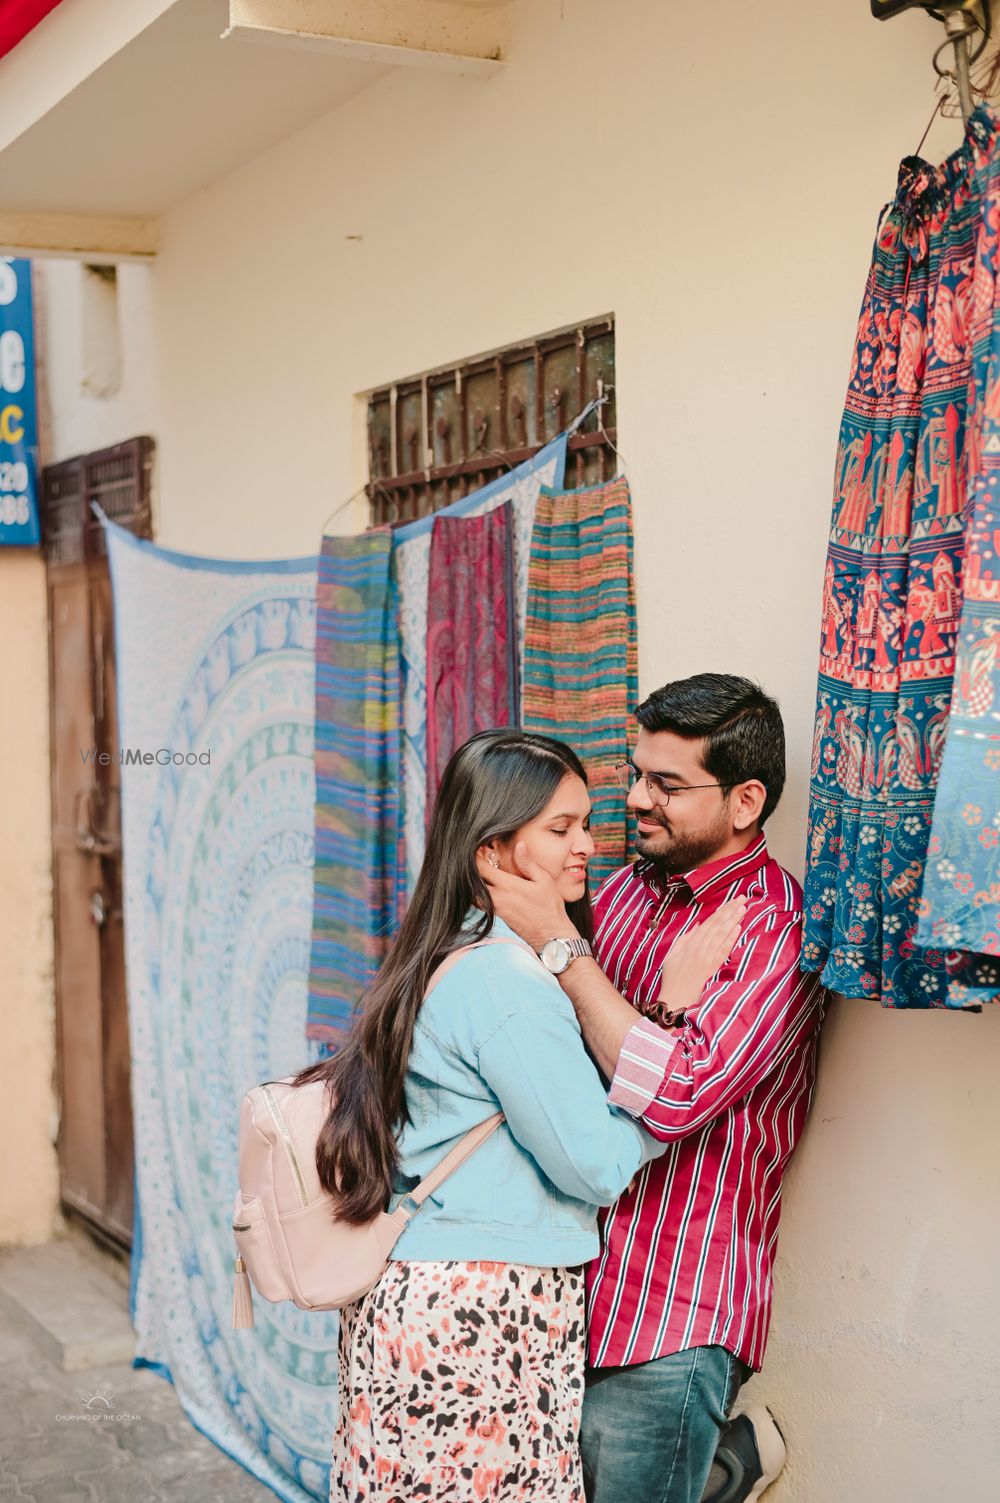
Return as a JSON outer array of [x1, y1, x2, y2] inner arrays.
[[580, 1345, 747, 1503]]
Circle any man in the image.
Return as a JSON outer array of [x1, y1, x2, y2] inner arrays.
[[485, 673, 826, 1503]]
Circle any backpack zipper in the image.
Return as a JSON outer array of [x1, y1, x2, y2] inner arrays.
[[260, 1084, 310, 1208]]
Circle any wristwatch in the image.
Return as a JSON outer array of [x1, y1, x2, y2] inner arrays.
[[538, 936, 593, 975]]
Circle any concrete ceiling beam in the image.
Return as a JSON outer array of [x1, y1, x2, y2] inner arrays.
[[222, 0, 508, 75], [0, 213, 158, 261]]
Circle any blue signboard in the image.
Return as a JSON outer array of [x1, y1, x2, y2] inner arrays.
[[0, 258, 39, 547]]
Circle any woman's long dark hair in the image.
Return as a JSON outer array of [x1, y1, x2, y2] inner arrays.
[[292, 728, 593, 1223]]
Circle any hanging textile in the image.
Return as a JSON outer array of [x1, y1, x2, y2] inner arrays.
[[803, 104, 1000, 1009], [521, 474, 638, 890], [394, 435, 568, 894], [914, 128, 1000, 1007], [425, 501, 518, 820], [100, 511, 333, 1503], [306, 530, 401, 1048]]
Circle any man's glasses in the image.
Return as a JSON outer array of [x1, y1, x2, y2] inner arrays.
[[614, 761, 724, 807]]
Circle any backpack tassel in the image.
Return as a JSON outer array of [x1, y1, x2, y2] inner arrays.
[[232, 1254, 255, 1329]]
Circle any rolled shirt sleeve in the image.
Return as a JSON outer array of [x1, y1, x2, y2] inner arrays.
[[608, 910, 825, 1142], [609, 1016, 683, 1118]]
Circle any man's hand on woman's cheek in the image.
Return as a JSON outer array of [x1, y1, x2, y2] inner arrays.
[[477, 840, 577, 948]]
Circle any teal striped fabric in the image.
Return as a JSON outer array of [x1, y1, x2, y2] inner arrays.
[[522, 475, 638, 888], [307, 530, 402, 1049]]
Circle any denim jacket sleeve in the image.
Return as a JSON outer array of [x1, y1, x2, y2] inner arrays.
[[474, 956, 665, 1206]]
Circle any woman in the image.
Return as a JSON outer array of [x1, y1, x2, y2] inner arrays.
[[294, 730, 731, 1502]]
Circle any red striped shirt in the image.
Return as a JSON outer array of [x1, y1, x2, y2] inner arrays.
[[586, 835, 826, 1372]]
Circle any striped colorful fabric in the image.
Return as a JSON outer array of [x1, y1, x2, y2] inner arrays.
[[306, 531, 401, 1049], [522, 475, 638, 888], [425, 502, 518, 822], [394, 437, 567, 897]]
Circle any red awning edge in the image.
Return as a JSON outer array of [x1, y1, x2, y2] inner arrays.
[[0, 0, 65, 64]]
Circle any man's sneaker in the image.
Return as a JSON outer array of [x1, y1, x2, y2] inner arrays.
[[740, 1407, 787, 1500], [700, 1406, 787, 1503]]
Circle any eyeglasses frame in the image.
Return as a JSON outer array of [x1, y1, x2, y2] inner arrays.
[[614, 759, 728, 807]]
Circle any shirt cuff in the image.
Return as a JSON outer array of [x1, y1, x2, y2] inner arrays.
[[609, 1016, 682, 1118]]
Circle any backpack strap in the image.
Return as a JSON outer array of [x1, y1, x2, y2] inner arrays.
[[395, 935, 537, 1220], [422, 932, 537, 994]]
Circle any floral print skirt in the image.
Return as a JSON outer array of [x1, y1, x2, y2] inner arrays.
[[331, 1260, 586, 1502]]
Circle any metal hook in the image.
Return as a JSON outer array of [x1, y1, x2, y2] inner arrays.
[[595, 380, 628, 475], [319, 483, 369, 535], [933, 32, 972, 117], [874, 2, 991, 127], [930, 4, 990, 120], [320, 475, 402, 535]]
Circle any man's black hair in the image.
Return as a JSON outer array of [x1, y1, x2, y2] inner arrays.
[[634, 673, 786, 826]]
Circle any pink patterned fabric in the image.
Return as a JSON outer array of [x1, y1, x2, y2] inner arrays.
[[425, 503, 518, 825], [331, 1259, 586, 1501]]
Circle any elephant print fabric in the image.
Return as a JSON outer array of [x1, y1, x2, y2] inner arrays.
[[804, 102, 1000, 1010]]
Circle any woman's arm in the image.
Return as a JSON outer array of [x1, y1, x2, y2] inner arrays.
[[474, 961, 665, 1205]]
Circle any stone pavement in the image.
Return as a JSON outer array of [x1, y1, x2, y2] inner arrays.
[[0, 1231, 278, 1503]]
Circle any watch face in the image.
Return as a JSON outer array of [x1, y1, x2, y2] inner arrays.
[[540, 939, 570, 974]]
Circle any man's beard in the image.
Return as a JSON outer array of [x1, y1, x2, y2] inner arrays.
[[634, 809, 730, 876]]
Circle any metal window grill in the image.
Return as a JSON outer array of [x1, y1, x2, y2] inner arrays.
[[366, 317, 617, 526]]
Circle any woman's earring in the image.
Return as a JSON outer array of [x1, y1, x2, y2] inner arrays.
[[487, 855, 500, 869]]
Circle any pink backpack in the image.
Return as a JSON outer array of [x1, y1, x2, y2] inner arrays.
[[230, 936, 530, 1328]]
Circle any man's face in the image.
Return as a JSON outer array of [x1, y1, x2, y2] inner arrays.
[[626, 727, 734, 875]]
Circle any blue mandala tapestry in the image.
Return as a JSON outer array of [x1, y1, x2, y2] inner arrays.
[[102, 513, 335, 1502]]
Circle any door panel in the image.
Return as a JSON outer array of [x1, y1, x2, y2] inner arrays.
[[45, 439, 152, 1248], [90, 566, 133, 1241], [49, 567, 106, 1218]]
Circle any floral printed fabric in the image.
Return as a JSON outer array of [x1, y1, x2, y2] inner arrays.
[[917, 712, 1000, 1007], [914, 130, 1000, 1005], [331, 1260, 585, 1502], [803, 104, 1000, 1008]]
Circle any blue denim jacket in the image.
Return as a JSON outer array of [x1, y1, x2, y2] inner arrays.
[[388, 916, 664, 1266]]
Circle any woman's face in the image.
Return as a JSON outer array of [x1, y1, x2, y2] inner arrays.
[[493, 772, 595, 903]]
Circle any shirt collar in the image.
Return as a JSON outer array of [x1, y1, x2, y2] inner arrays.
[[635, 833, 769, 901]]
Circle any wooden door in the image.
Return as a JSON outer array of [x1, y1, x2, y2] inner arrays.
[[45, 439, 153, 1247]]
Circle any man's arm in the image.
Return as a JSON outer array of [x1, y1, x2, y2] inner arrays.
[[480, 845, 821, 1143], [552, 957, 643, 1080], [478, 846, 639, 1077], [609, 912, 825, 1143], [479, 843, 743, 1082]]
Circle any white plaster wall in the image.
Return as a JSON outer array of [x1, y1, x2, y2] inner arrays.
[[769, 997, 1000, 1499], [35, 256, 159, 464], [23, 0, 1000, 1493], [0, 553, 59, 1244], [146, 0, 983, 871]]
